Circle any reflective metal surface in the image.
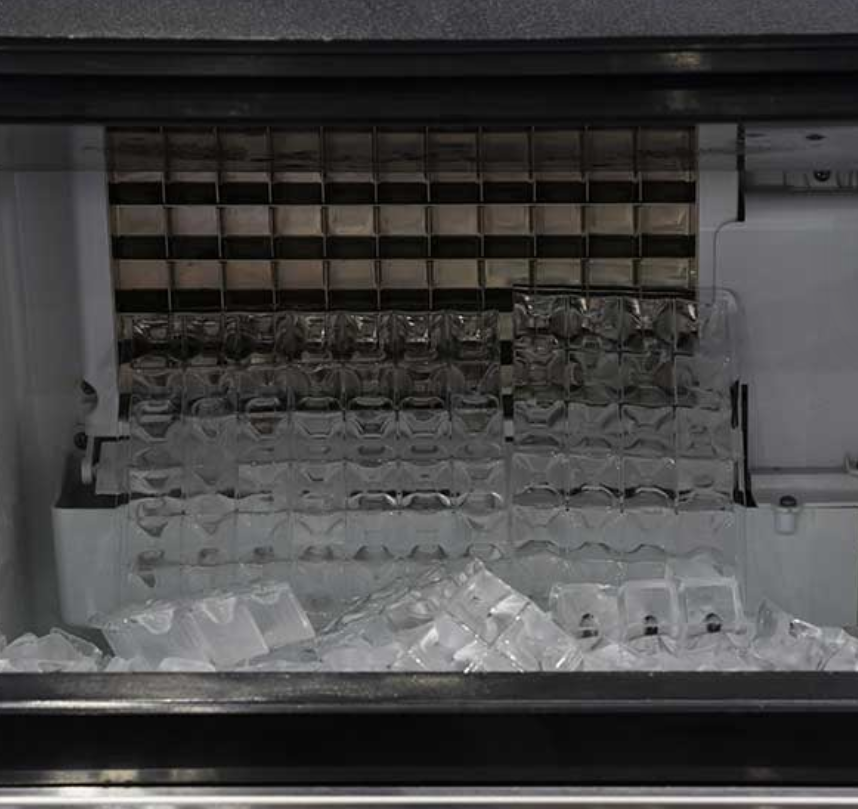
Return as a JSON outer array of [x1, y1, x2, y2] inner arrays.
[[0, 788, 857, 806]]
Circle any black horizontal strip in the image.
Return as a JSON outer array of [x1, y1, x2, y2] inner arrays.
[[115, 289, 170, 313], [536, 182, 586, 202], [589, 234, 637, 258], [219, 182, 270, 204], [272, 183, 323, 204], [379, 236, 429, 259], [641, 234, 696, 258], [536, 235, 585, 258], [431, 288, 482, 311], [223, 236, 272, 260], [430, 235, 481, 258], [173, 289, 223, 311], [589, 181, 637, 203], [276, 289, 327, 309], [328, 236, 376, 259], [484, 236, 533, 258], [326, 183, 375, 204], [274, 236, 324, 259], [166, 182, 217, 205], [381, 289, 430, 311], [169, 235, 219, 259], [329, 289, 378, 310], [483, 182, 533, 203], [113, 235, 166, 259], [224, 289, 276, 309], [485, 287, 514, 311], [430, 183, 480, 203], [378, 183, 428, 204], [109, 182, 163, 205], [642, 181, 697, 203]]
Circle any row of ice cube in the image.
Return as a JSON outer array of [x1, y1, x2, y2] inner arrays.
[[513, 291, 732, 355], [97, 579, 315, 668], [514, 350, 733, 411], [126, 310, 500, 367]]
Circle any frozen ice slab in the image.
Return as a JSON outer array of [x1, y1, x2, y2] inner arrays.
[[550, 583, 620, 646], [0, 629, 103, 673], [750, 601, 845, 671]]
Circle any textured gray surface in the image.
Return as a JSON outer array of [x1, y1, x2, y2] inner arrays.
[[2, 0, 858, 41]]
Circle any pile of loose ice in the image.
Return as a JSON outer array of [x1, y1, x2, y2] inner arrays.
[[2, 555, 858, 673]]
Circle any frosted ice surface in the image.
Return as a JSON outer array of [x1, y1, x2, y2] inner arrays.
[[0, 629, 103, 672], [158, 657, 218, 672]]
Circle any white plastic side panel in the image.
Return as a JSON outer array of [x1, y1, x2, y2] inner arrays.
[[71, 127, 117, 437], [0, 125, 113, 632], [697, 124, 740, 292], [745, 505, 858, 627], [53, 507, 121, 626], [0, 174, 30, 638], [716, 193, 858, 468]]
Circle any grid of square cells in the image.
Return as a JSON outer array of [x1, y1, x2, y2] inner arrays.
[[121, 310, 509, 601], [511, 290, 739, 554], [108, 126, 697, 314]]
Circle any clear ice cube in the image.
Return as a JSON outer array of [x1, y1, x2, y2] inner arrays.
[[494, 603, 581, 671], [447, 566, 529, 643], [550, 582, 620, 645]]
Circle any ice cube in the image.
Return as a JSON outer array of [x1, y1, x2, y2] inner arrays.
[[494, 603, 582, 671], [549, 583, 620, 646], [581, 642, 640, 671], [241, 642, 322, 672], [240, 580, 315, 649], [321, 636, 394, 672], [679, 576, 745, 640], [750, 601, 842, 671], [395, 614, 486, 672], [104, 656, 147, 672], [466, 647, 523, 673], [0, 629, 103, 672], [187, 594, 268, 668], [158, 657, 218, 672], [823, 632, 858, 671], [625, 635, 688, 670], [619, 579, 681, 640], [681, 632, 756, 671], [447, 566, 529, 643], [99, 601, 209, 666], [666, 551, 730, 580]]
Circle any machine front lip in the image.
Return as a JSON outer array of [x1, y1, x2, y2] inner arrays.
[[0, 671, 856, 714]]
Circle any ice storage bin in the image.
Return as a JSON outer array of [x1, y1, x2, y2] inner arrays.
[[8, 1, 858, 792]]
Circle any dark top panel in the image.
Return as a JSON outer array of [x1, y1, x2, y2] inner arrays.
[[2, 0, 858, 41]]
